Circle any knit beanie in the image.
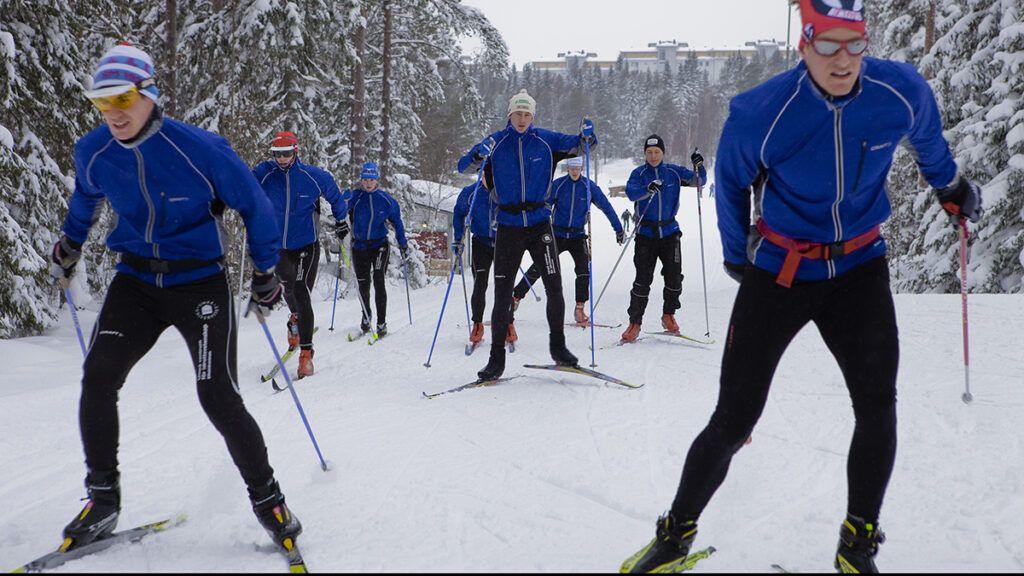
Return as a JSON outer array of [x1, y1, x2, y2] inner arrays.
[[361, 162, 379, 180], [507, 89, 536, 116], [799, 0, 866, 48], [644, 134, 665, 153], [567, 156, 583, 168], [87, 42, 159, 101], [270, 131, 299, 151]]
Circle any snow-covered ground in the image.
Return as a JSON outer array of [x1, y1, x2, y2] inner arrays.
[[2, 158, 1022, 572]]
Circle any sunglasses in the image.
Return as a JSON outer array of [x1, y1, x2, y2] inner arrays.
[[811, 37, 869, 57], [273, 150, 295, 158], [86, 78, 155, 112]]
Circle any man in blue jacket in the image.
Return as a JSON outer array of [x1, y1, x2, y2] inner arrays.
[[620, 135, 706, 342], [344, 162, 408, 337], [512, 156, 624, 326], [254, 131, 348, 378], [452, 167, 498, 346], [48, 42, 301, 554], [458, 89, 595, 381], [621, 1, 983, 573]]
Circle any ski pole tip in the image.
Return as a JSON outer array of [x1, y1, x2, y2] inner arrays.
[[962, 392, 973, 404], [423, 362, 431, 368]]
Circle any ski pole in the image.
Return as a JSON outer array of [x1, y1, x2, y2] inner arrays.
[[236, 230, 247, 323], [584, 138, 597, 367], [403, 255, 413, 325], [593, 190, 657, 315], [253, 307, 329, 471], [692, 149, 711, 338], [60, 277, 88, 358], [519, 266, 542, 301], [425, 158, 487, 365], [958, 218, 972, 404], [328, 264, 340, 331], [458, 248, 472, 337]]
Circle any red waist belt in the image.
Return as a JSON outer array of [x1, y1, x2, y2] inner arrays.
[[755, 218, 880, 288]]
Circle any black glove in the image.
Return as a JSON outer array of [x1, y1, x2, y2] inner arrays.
[[49, 235, 82, 280], [247, 271, 283, 317], [646, 179, 663, 197], [452, 242, 463, 258], [333, 220, 349, 242], [615, 229, 625, 245], [690, 148, 704, 168], [723, 261, 746, 283], [935, 176, 983, 224], [400, 245, 409, 261]]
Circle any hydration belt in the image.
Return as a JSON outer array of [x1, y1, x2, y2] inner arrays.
[[639, 218, 677, 230], [121, 253, 223, 274], [755, 218, 880, 288], [553, 224, 585, 235], [498, 201, 546, 215]]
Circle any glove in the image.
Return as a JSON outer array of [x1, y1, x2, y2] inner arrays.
[[475, 137, 496, 161], [452, 242, 463, 258], [646, 179, 663, 197], [247, 271, 283, 317], [690, 148, 704, 168], [400, 245, 409, 261], [935, 176, 983, 224], [49, 235, 82, 280], [615, 229, 625, 245], [579, 117, 595, 143], [723, 261, 746, 283], [333, 220, 349, 241]]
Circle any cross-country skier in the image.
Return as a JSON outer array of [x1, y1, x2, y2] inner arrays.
[[453, 166, 499, 347], [621, 0, 982, 573], [49, 42, 301, 553]]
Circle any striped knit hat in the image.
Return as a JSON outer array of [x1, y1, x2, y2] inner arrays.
[[87, 42, 159, 101]]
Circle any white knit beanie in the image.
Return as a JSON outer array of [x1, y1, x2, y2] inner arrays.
[[507, 89, 536, 116]]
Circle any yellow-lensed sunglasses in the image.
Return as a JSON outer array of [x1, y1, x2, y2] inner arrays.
[[85, 78, 155, 112]]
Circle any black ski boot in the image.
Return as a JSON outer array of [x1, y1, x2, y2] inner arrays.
[[360, 315, 372, 334], [477, 348, 506, 381], [62, 470, 121, 550], [376, 322, 388, 337], [249, 478, 302, 548], [620, 512, 697, 573], [549, 333, 578, 367], [835, 515, 885, 573]]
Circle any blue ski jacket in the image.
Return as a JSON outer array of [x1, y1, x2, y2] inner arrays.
[[344, 187, 408, 251], [549, 174, 622, 240], [458, 121, 592, 227], [64, 115, 280, 287], [453, 182, 497, 247], [716, 57, 959, 282], [625, 161, 707, 239], [253, 157, 348, 250]]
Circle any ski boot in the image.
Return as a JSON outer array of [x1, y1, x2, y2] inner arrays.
[[550, 333, 578, 367], [835, 515, 885, 573], [621, 323, 641, 343], [249, 478, 302, 548], [286, 314, 300, 350], [360, 315, 372, 335], [376, 322, 388, 337], [573, 302, 589, 325], [661, 314, 680, 334], [621, 512, 697, 573], [297, 349, 314, 379], [477, 348, 506, 381], [62, 471, 121, 550], [470, 322, 485, 344]]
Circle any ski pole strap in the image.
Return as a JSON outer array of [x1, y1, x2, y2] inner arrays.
[[498, 201, 546, 215], [121, 253, 224, 274], [755, 218, 880, 288]]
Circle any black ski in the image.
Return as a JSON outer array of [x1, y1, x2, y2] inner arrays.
[[523, 363, 642, 389], [422, 375, 522, 399], [14, 514, 187, 573], [645, 330, 715, 345]]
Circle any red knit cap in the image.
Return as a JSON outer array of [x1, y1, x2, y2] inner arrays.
[[799, 0, 866, 48], [270, 131, 298, 151]]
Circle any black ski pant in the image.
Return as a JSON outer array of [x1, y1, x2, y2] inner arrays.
[[670, 256, 898, 525], [490, 221, 565, 355], [627, 232, 682, 324], [352, 243, 390, 328], [469, 236, 495, 324], [513, 235, 591, 304], [278, 241, 320, 350], [78, 271, 275, 490]]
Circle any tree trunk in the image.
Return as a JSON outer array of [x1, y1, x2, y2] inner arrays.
[[381, 0, 393, 187], [350, 2, 367, 177], [164, 0, 177, 117]]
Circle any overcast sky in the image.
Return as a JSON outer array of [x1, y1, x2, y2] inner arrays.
[[460, 0, 802, 68]]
